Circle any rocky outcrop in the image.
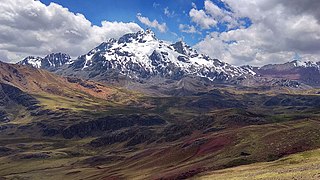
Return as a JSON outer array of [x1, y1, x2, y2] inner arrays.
[[0, 146, 11, 156], [264, 95, 320, 107], [0, 83, 38, 108], [160, 124, 193, 142], [62, 114, 166, 139], [89, 128, 155, 147], [188, 90, 243, 109]]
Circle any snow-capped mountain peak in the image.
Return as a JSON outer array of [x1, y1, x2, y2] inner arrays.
[[18, 53, 72, 70], [118, 29, 156, 44], [259, 60, 320, 71], [67, 29, 255, 82], [19, 56, 43, 68], [291, 60, 319, 68]]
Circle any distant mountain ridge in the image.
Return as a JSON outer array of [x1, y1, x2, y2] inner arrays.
[[18, 53, 72, 71], [255, 60, 320, 86]]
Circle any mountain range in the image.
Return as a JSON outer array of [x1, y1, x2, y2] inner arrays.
[[17, 29, 320, 91], [18, 30, 255, 81], [0, 29, 319, 179]]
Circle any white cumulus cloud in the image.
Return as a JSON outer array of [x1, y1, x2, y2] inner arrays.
[[189, 0, 243, 30], [179, 24, 200, 34], [0, 0, 142, 63], [189, 9, 217, 29], [136, 13, 168, 33], [194, 0, 320, 66]]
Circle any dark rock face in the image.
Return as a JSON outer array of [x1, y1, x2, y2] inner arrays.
[[19, 153, 51, 160], [191, 116, 215, 130], [90, 129, 136, 147], [264, 96, 282, 106], [0, 146, 12, 156], [177, 56, 189, 63], [89, 128, 155, 147], [0, 83, 38, 108], [81, 155, 125, 166], [264, 95, 320, 107], [171, 41, 195, 56], [62, 114, 166, 139], [271, 79, 301, 87], [224, 114, 266, 125], [90, 123, 198, 147], [0, 89, 8, 106], [0, 110, 9, 123], [42, 128, 60, 137], [126, 128, 155, 146], [161, 124, 193, 142], [187, 90, 243, 109], [30, 109, 56, 116]]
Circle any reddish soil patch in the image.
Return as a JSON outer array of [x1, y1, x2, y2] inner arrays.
[[195, 135, 233, 157], [0, 61, 116, 99]]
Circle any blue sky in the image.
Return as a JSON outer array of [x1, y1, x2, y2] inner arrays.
[[39, 0, 244, 46], [1, 0, 319, 65]]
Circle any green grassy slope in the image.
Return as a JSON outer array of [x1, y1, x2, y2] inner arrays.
[[198, 148, 320, 180]]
